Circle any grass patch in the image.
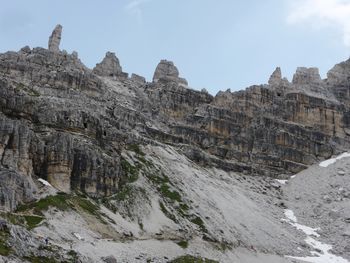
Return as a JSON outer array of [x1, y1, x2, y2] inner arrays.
[[0, 228, 11, 256], [121, 158, 139, 183], [159, 201, 177, 223], [73, 197, 99, 216], [169, 255, 218, 263], [176, 240, 189, 249], [190, 216, 207, 233], [23, 255, 59, 263], [159, 184, 182, 203], [67, 249, 78, 260], [127, 144, 145, 156], [16, 193, 69, 215], [0, 242, 11, 256], [16, 193, 106, 225], [23, 215, 44, 230], [114, 185, 132, 202]]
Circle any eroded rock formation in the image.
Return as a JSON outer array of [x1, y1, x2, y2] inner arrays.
[[1, 25, 350, 211], [153, 60, 188, 86], [93, 52, 128, 79], [48, 24, 62, 52]]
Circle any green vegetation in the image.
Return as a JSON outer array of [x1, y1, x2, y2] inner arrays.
[[16, 193, 108, 226], [159, 184, 182, 202], [24, 255, 59, 263], [0, 212, 26, 226], [0, 226, 12, 256], [159, 201, 177, 223], [127, 144, 145, 156], [121, 158, 139, 183], [169, 255, 219, 263], [0, 242, 11, 256], [16, 193, 70, 215], [67, 249, 78, 261], [190, 216, 207, 233], [15, 82, 40, 97], [176, 240, 189, 249], [114, 185, 132, 202], [23, 215, 44, 230], [146, 170, 208, 234], [72, 196, 99, 216]]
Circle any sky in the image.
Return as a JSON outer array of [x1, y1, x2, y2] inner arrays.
[[0, 0, 350, 95]]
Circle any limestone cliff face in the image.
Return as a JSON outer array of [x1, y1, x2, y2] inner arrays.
[[1, 25, 350, 210]]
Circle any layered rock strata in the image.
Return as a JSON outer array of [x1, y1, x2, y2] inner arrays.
[[1, 25, 350, 210]]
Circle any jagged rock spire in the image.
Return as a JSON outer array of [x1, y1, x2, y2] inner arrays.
[[268, 67, 282, 85], [153, 60, 188, 86], [93, 52, 128, 79], [48, 24, 62, 52], [292, 67, 321, 84]]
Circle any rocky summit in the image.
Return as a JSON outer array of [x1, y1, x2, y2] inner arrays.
[[0, 25, 350, 263]]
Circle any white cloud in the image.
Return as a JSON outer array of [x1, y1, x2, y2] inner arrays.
[[287, 0, 350, 46], [125, 0, 151, 23]]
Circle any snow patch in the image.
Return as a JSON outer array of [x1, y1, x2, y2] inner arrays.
[[283, 209, 320, 237], [284, 209, 297, 223], [284, 209, 349, 263], [73, 233, 84, 241], [319, 152, 350, 168], [275, 179, 288, 185], [38, 178, 52, 187]]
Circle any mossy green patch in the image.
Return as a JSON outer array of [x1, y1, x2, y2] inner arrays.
[[159, 184, 182, 203], [24, 255, 59, 263], [16, 193, 70, 215], [176, 240, 189, 249], [190, 216, 207, 233], [121, 158, 139, 183], [114, 185, 132, 201], [159, 201, 177, 223], [169, 255, 218, 263], [127, 144, 145, 156], [0, 228, 11, 256], [23, 215, 44, 230]]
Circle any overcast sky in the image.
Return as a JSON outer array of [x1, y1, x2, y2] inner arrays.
[[0, 0, 350, 94]]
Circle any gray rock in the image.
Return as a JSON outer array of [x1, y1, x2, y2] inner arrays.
[[323, 195, 332, 203], [152, 59, 188, 86], [102, 255, 117, 263], [93, 52, 127, 79], [292, 67, 321, 84], [131, 73, 146, 84], [48, 24, 62, 52], [268, 67, 282, 85], [338, 170, 346, 176]]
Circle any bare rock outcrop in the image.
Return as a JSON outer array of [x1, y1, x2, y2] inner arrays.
[[292, 67, 321, 85], [48, 24, 62, 52], [2, 25, 350, 212], [93, 52, 128, 79], [268, 67, 282, 85], [153, 60, 188, 86], [131, 73, 146, 84]]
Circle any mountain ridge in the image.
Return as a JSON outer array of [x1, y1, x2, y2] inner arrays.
[[0, 24, 350, 263]]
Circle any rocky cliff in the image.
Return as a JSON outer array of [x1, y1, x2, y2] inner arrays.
[[1, 24, 350, 263], [0, 25, 350, 210]]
